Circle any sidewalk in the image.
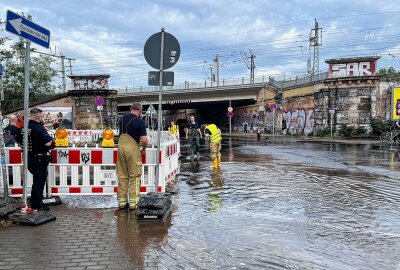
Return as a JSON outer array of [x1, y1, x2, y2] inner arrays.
[[221, 132, 384, 145]]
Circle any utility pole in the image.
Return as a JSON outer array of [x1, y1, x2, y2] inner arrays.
[[68, 58, 73, 75], [309, 18, 322, 76], [241, 50, 256, 84], [31, 50, 75, 92], [61, 53, 66, 92], [214, 54, 220, 86], [202, 64, 214, 86]]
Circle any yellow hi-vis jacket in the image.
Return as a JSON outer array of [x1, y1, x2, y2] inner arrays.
[[206, 124, 222, 143]]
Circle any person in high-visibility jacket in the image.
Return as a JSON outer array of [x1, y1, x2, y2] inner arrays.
[[204, 124, 222, 168]]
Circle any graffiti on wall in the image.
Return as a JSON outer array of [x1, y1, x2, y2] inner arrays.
[[72, 77, 109, 90], [232, 106, 263, 132], [282, 97, 315, 135]]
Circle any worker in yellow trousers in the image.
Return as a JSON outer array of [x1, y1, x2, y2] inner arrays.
[[116, 103, 148, 211], [204, 124, 222, 168]]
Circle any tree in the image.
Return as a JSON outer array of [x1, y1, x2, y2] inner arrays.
[[1, 20, 57, 112], [377, 67, 400, 82]]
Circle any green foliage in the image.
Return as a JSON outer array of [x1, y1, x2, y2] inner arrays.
[[370, 118, 392, 135], [337, 124, 367, 138], [377, 67, 398, 75], [377, 67, 400, 81], [315, 127, 332, 137], [0, 20, 57, 112]]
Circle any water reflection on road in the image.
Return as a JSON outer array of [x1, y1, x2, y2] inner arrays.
[[155, 139, 400, 270]]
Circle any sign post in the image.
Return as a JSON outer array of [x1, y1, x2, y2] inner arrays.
[[6, 11, 55, 225], [228, 103, 233, 135], [138, 28, 180, 222], [328, 108, 337, 137], [95, 96, 104, 129], [271, 104, 277, 140]]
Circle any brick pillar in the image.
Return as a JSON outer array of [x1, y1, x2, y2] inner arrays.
[[69, 89, 118, 130]]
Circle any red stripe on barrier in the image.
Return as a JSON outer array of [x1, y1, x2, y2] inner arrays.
[[51, 150, 57, 164], [92, 187, 103, 193], [114, 187, 118, 193], [141, 152, 146, 164], [11, 188, 23, 195], [69, 150, 80, 164], [51, 187, 59, 194], [113, 150, 118, 164], [140, 186, 146, 192], [9, 149, 22, 164], [69, 187, 81, 193], [91, 150, 102, 164]]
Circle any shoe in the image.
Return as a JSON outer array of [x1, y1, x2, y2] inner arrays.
[[119, 203, 129, 210]]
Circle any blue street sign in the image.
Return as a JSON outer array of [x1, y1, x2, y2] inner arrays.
[[0, 64, 3, 75], [5, 10, 50, 48]]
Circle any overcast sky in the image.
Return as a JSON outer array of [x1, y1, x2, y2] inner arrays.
[[2, 0, 400, 89]]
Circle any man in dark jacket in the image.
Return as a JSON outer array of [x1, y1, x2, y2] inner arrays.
[[28, 108, 56, 211]]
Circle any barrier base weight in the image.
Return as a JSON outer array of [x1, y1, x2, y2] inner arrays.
[[9, 211, 56, 226], [136, 192, 172, 222], [42, 196, 62, 206], [0, 199, 22, 217]]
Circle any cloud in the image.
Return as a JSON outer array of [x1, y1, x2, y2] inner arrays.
[[3, 0, 400, 88]]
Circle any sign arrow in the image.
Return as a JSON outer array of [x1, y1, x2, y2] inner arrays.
[[9, 18, 49, 43], [6, 10, 51, 48]]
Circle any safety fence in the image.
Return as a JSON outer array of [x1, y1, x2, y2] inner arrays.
[[0, 131, 180, 197]]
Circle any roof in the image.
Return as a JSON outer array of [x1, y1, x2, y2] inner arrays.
[[325, 56, 381, 64]]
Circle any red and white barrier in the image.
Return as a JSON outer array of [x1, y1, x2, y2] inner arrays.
[[0, 131, 180, 197]]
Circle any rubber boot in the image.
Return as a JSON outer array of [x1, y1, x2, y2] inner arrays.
[[217, 156, 221, 167], [212, 158, 218, 168]]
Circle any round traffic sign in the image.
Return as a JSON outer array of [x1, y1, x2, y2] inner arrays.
[[227, 106, 233, 112], [270, 103, 277, 110], [95, 96, 104, 106], [227, 111, 233, 118], [144, 30, 180, 70]]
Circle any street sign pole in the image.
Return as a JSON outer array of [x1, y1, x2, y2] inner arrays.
[[138, 28, 179, 222], [155, 28, 165, 194], [0, 65, 22, 216], [229, 99, 232, 135], [99, 109, 103, 130], [22, 16, 32, 207], [273, 109, 275, 140], [0, 66, 9, 200]]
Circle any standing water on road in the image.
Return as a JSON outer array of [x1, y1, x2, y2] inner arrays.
[[159, 139, 400, 269], [1, 138, 399, 270]]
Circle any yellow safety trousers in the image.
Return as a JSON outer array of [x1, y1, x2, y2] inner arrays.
[[116, 134, 142, 209], [210, 140, 221, 167]]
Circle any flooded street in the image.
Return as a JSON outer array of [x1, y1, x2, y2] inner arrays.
[[1, 138, 400, 270], [162, 139, 400, 270]]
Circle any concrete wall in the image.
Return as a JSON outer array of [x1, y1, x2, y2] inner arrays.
[[258, 76, 382, 135]]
